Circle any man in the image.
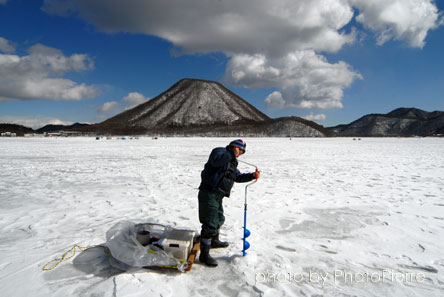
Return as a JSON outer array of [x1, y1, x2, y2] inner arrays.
[[198, 139, 260, 267]]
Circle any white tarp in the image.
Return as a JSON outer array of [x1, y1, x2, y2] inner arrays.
[[105, 221, 188, 272]]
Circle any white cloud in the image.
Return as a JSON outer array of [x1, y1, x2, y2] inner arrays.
[[94, 93, 149, 118], [0, 115, 73, 129], [0, 37, 15, 53], [351, 0, 442, 48], [303, 112, 327, 121], [42, 0, 356, 55], [226, 50, 362, 109], [265, 91, 286, 109], [42, 0, 442, 109], [0, 39, 98, 101], [97, 101, 120, 113], [0, 0, 8, 5], [122, 92, 150, 109]]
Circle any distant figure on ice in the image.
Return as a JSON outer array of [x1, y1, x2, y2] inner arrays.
[[198, 139, 260, 267]]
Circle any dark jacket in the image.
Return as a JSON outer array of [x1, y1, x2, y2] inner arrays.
[[199, 146, 254, 197]]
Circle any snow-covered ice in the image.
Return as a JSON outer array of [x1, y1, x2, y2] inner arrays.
[[0, 137, 443, 296]]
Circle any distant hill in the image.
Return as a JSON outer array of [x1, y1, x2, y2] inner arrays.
[[0, 123, 36, 136], [328, 108, 444, 136], [3, 106, 443, 138], [246, 117, 330, 137], [137, 116, 330, 137], [386, 108, 444, 120], [37, 123, 90, 133], [82, 78, 329, 137]]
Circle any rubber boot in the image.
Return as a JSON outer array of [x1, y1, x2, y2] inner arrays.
[[211, 233, 229, 249], [199, 238, 218, 267]]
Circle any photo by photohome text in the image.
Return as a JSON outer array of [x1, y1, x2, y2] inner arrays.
[[256, 269, 426, 286]]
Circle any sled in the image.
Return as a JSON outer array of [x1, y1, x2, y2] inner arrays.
[[185, 237, 200, 272], [143, 236, 200, 272], [42, 222, 201, 273]]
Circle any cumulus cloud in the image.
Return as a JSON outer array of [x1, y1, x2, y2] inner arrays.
[[227, 50, 362, 109], [97, 101, 120, 114], [0, 115, 73, 129], [0, 37, 15, 53], [42, 0, 442, 109], [265, 91, 286, 109], [42, 0, 356, 55], [94, 92, 149, 118], [351, 0, 442, 48], [0, 38, 98, 101], [303, 112, 327, 122], [122, 92, 150, 109]]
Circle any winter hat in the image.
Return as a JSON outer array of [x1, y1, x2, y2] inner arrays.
[[229, 139, 246, 153]]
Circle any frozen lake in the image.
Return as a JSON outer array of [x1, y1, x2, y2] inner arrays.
[[0, 137, 443, 296]]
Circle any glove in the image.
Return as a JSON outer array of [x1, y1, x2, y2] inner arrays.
[[253, 169, 260, 180]]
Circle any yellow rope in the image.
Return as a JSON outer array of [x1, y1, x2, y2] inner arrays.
[[42, 244, 107, 271]]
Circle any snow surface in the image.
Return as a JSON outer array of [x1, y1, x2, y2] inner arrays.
[[0, 137, 443, 297]]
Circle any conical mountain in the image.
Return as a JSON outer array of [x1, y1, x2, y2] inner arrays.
[[84, 78, 328, 136], [100, 78, 269, 130]]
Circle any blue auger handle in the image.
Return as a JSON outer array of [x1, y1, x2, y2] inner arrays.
[[242, 208, 250, 256], [242, 178, 257, 256], [238, 160, 259, 257]]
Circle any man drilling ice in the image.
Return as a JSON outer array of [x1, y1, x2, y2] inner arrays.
[[198, 139, 260, 267]]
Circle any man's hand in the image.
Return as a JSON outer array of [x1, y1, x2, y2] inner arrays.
[[253, 169, 260, 180]]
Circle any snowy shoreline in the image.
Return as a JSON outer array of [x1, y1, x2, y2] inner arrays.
[[1, 137, 443, 296]]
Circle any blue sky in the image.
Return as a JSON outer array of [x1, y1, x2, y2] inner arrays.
[[0, 0, 443, 129]]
